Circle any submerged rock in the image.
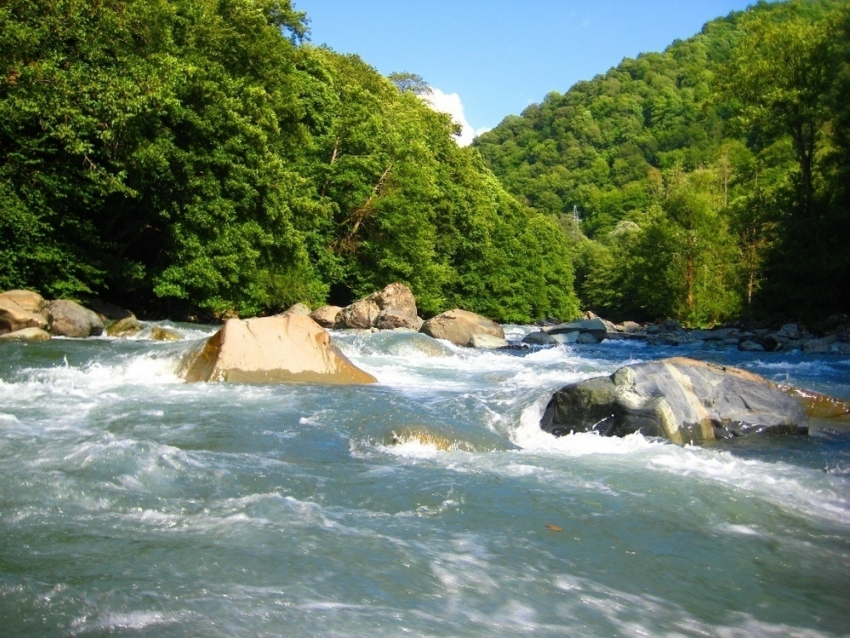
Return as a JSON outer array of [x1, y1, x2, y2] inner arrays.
[[149, 326, 182, 341], [0, 327, 50, 341], [419, 309, 504, 347], [180, 314, 377, 385], [105, 316, 143, 337], [540, 357, 808, 444], [468, 333, 509, 349], [522, 331, 558, 346]]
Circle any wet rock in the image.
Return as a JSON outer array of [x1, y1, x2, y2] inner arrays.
[[803, 336, 837, 354], [310, 305, 343, 328], [336, 299, 380, 330], [546, 318, 607, 342], [738, 340, 764, 352], [180, 314, 377, 385], [47, 299, 103, 338], [522, 331, 558, 346], [540, 357, 808, 444], [105, 316, 143, 337], [776, 323, 801, 340], [621, 321, 642, 334], [420, 309, 504, 347], [149, 326, 181, 341], [468, 334, 509, 349], [552, 331, 580, 344], [576, 332, 600, 345], [374, 309, 423, 331], [0, 327, 50, 342]]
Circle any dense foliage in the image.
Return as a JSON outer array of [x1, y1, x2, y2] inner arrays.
[[0, 0, 579, 322], [475, 0, 850, 325]]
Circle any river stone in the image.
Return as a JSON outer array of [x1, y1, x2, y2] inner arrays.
[[546, 318, 607, 341], [522, 331, 558, 346], [738, 340, 764, 352], [310, 305, 343, 328], [374, 309, 423, 331], [0, 327, 51, 341], [0, 293, 49, 334], [552, 331, 580, 344], [336, 299, 380, 329], [47, 300, 103, 338], [419, 309, 504, 347], [282, 303, 312, 317], [540, 357, 808, 444], [776, 323, 801, 340], [577, 332, 600, 344], [180, 314, 377, 385], [468, 334, 509, 349], [367, 282, 417, 320], [149, 326, 181, 341], [105, 316, 143, 337]]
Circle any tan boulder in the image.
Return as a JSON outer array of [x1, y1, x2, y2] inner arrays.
[[336, 299, 380, 329], [149, 326, 182, 341], [105, 316, 143, 337], [0, 290, 46, 314], [0, 290, 49, 334], [310, 305, 343, 328], [419, 309, 505, 347], [0, 327, 51, 342], [367, 283, 417, 321], [180, 313, 377, 385]]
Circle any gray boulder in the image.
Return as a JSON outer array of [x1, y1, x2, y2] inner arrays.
[[420, 309, 504, 347], [776, 323, 801, 340], [552, 331, 580, 344], [738, 340, 764, 352], [540, 357, 808, 444], [47, 299, 103, 338], [374, 309, 423, 331], [522, 331, 558, 346], [546, 318, 607, 342]]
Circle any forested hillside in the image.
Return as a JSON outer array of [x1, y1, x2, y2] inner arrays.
[[475, 0, 850, 325], [0, 0, 578, 322]]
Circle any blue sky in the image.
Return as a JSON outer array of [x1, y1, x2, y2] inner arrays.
[[295, 1, 758, 141]]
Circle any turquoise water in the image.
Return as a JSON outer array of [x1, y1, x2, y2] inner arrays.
[[1, 324, 849, 637]]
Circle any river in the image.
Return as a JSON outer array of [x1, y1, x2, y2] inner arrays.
[[1, 324, 849, 637]]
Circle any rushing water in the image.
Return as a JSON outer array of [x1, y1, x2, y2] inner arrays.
[[1, 323, 849, 637]]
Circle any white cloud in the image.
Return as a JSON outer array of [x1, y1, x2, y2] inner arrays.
[[422, 88, 476, 147]]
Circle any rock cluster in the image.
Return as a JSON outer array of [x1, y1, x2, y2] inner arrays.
[[521, 310, 850, 355], [307, 283, 423, 332], [0, 290, 109, 341], [540, 357, 810, 444]]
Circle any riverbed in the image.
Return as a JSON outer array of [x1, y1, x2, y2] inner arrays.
[[1, 324, 848, 637]]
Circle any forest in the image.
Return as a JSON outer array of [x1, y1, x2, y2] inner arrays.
[[475, 0, 850, 325], [1, 0, 848, 326]]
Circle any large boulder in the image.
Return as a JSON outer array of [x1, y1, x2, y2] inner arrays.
[[367, 282, 417, 321], [336, 299, 380, 329], [180, 314, 377, 385], [545, 318, 608, 342], [310, 305, 343, 328], [0, 290, 49, 334], [540, 357, 808, 444], [47, 299, 103, 338], [419, 309, 504, 347]]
